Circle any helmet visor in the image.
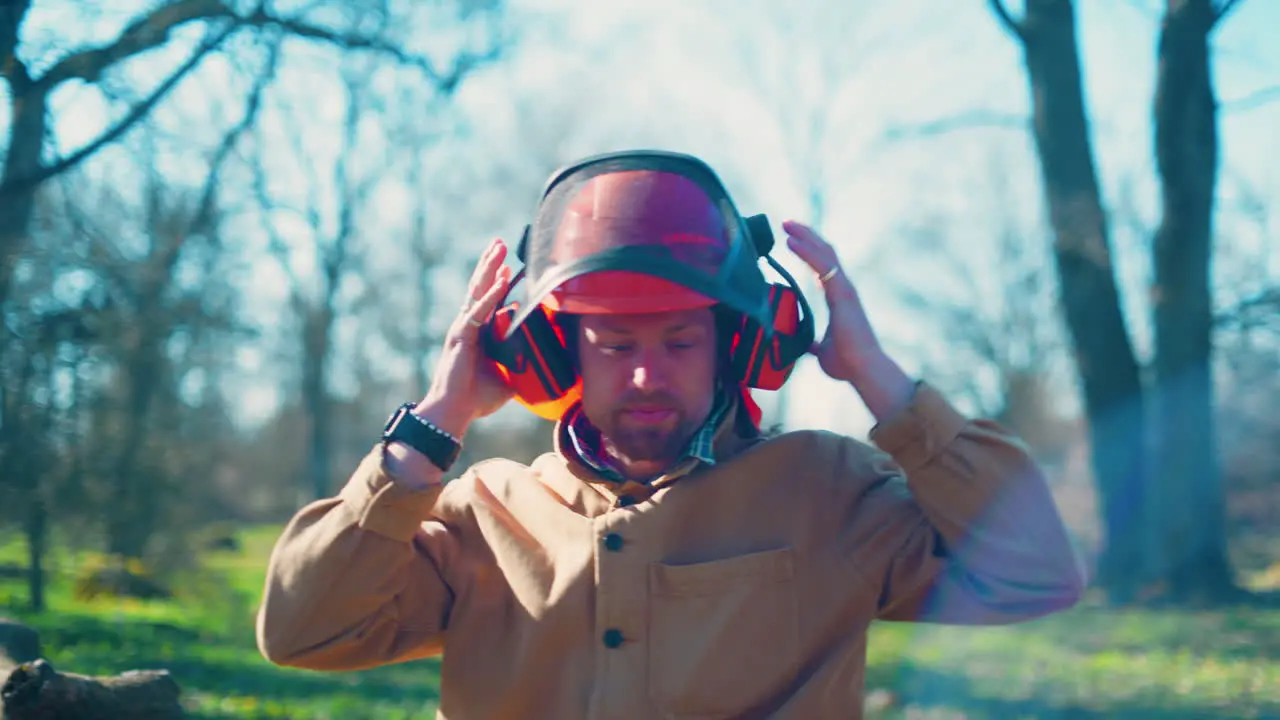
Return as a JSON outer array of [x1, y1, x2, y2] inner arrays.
[[503, 151, 772, 339]]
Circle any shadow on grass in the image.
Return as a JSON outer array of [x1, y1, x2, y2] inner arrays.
[[866, 662, 1278, 720]]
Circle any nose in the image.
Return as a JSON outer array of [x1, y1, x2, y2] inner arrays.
[[629, 348, 669, 392]]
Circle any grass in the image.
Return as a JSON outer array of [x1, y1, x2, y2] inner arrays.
[[0, 526, 441, 719], [2, 526, 1279, 719]]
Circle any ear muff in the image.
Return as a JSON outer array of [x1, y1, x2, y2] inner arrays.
[[482, 268, 582, 421], [727, 255, 814, 390]]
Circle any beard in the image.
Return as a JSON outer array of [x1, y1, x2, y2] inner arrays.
[[602, 416, 693, 466], [594, 396, 701, 470]]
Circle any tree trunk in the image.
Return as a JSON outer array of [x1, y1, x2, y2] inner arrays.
[[107, 337, 163, 560], [1150, 0, 1237, 603], [3, 350, 47, 612], [22, 505, 44, 614], [0, 85, 47, 311], [303, 309, 334, 500], [409, 155, 434, 397], [1009, 0, 1156, 600]]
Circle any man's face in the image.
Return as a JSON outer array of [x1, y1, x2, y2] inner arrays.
[[577, 307, 719, 480]]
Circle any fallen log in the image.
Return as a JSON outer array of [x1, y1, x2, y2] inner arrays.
[[0, 618, 184, 719], [0, 620, 40, 671]]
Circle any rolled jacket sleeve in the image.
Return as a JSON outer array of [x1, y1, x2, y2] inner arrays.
[[852, 382, 1087, 624], [255, 447, 459, 670]]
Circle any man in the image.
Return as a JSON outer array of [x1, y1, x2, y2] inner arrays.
[[256, 151, 1085, 719]]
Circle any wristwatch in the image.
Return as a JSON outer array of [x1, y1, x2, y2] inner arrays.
[[382, 402, 463, 472]]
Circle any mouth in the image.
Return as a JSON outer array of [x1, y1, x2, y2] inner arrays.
[[621, 407, 677, 425]]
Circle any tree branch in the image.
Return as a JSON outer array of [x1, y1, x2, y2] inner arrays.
[[0, 1, 34, 88], [880, 109, 1027, 143], [264, 13, 499, 91], [251, 156, 307, 314], [1221, 84, 1280, 114], [3, 0, 502, 200], [189, 36, 282, 241], [326, 68, 365, 293], [988, 0, 1027, 41], [31, 0, 235, 93], [1216, 288, 1280, 329], [0, 21, 238, 200], [1212, 0, 1246, 28]]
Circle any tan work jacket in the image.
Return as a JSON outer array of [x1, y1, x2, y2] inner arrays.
[[256, 383, 1085, 719]]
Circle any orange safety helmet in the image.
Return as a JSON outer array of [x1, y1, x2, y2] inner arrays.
[[540, 168, 724, 316], [482, 150, 813, 421]]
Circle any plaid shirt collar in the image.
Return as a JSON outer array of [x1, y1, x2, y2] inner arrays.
[[562, 387, 733, 484]]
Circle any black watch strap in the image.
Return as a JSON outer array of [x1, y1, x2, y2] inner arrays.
[[382, 402, 463, 472]]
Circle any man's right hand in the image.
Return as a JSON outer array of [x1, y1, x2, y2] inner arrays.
[[414, 237, 516, 438], [385, 238, 515, 489]]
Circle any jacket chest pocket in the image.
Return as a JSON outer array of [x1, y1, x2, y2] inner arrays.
[[646, 546, 801, 719]]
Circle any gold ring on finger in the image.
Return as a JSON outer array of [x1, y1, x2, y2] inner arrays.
[[819, 266, 839, 284], [466, 317, 484, 328]]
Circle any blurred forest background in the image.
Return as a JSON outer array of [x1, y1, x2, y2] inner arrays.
[[1, 0, 1278, 717]]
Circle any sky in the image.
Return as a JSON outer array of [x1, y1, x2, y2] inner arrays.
[[10, 0, 1280, 439]]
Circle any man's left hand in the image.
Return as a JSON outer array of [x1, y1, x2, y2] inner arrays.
[[782, 219, 916, 422], [782, 219, 884, 383]]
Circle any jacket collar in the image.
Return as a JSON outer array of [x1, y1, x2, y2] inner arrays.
[[554, 384, 754, 487]]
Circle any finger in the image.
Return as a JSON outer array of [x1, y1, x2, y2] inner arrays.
[[461, 264, 512, 334], [785, 234, 824, 272], [782, 222, 837, 273], [786, 235, 848, 292], [465, 239, 507, 303], [781, 219, 837, 254]]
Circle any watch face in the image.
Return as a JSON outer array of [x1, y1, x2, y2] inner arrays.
[[384, 403, 413, 433], [382, 403, 460, 472]]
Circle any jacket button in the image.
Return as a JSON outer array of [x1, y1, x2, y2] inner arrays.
[[604, 533, 624, 551], [617, 495, 636, 507], [602, 628, 624, 648]]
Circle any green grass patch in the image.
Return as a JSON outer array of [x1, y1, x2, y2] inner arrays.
[[1, 526, 441, 719], [2, 526, 1279, 718], [865, 607, 1279, 718]]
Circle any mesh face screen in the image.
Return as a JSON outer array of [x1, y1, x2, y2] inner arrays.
[[503, 152, 772, 338]]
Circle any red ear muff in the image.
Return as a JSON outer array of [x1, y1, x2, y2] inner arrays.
[[482, 270, 582, 421], [727, 256, 814, 390]]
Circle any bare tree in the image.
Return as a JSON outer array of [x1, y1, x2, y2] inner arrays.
[[0, 266, 97, 611], [1213, 173, 1280, 336], [0, 0, 504, 309], [868, 157, 1075, 464], [989, 0, 1262, 604], [374, 80, 462, 399], [1148, 0, 1250, 603], [252, 60, 377, 502], [699, 1, 958, 432], [987, 0, 1153, 601], [0, 43, 272, 605], [1213, 179, 1279, 577], [249, 22, 501, 500]]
